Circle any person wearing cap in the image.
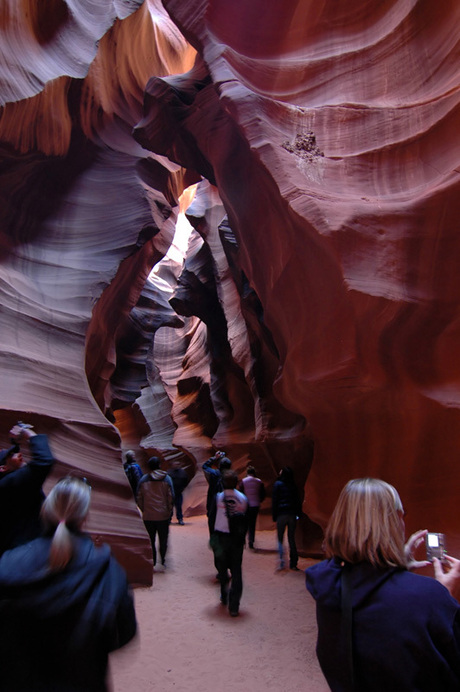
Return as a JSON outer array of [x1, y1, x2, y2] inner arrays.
[[0, 423, 55, 556]]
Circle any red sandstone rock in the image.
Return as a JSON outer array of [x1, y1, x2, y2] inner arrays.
[[152, 0, 460, 555], [1, 1, 460, 584]]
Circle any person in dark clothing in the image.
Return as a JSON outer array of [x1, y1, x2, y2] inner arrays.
[[123, 450, 143, 498], [202, 451, 231, 535], [272, 466, 302, 571], [0, 442, 20, 465], [0, 476, 137, 692], [167, 460, 190, 525], [306, 478, 460, 692], [0, 423, 55, 557], [137, 456, 174, 570]]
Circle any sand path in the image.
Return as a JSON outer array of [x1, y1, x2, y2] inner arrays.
[[110, 515, 329, 691]]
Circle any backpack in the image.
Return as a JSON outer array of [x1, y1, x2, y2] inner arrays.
[[223, 496, 248, 542]]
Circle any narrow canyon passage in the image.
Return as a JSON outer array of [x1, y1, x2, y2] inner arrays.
[[110, 515, 328, 691]]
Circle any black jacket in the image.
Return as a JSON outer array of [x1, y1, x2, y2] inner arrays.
[[271, 479, 302, 520], [123, 461, 143, 496], [0, 534, 137, 691], [167, 467, 189, 495], [0, 434, 54, 556]]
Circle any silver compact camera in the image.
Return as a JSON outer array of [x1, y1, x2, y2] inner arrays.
[[425, 532, 445, 562]]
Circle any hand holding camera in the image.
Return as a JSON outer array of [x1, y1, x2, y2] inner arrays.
[[9, 422, 36, 441], [404, 529, 430, 570], [433, 554, 460, 599], [419, 532, 460, 599]]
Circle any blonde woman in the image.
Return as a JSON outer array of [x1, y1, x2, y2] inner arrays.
[[306, 478, 460, 691], [0, 477, 136, 691]]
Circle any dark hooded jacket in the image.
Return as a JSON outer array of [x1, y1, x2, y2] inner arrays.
[[167, 466, 189, 496], [0, 534, 137, 691], [306, 558, 460, 691], [0, 434, 54, 556], [271, 475, 301, 521], [123, 460, 143, 497]]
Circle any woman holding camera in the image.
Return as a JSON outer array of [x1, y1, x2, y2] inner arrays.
[[0, 477, 137, 691], [306, 478, 460, 692]]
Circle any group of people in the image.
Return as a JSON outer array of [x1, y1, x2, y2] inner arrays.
[[126, 445, 304, 616], [3, 427, 460, 690], [200, 453, 460, 690], [202, 450, 303, 616], [127, 447, 275, 617]]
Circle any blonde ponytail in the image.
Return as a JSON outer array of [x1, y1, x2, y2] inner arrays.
[[41, 478, 91, 572], [49, 520, 73, 571]]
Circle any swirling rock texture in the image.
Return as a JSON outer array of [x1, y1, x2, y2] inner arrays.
[[1, 0, 460, 582], [0, 0, 197, 583]]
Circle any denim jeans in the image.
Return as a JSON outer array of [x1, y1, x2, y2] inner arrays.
[[173, 493, 184, 522], [276, 514, 298, 568]]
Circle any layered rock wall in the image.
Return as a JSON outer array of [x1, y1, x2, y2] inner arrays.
[[1, 0, 460, 582], [151, 0, 460, 549]]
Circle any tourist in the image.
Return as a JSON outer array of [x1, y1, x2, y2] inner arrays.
[[202, 450, 231, 535], [306, 478, 460, 691], [0, 476, 137, 691], [167, 459, 190, 525], [137, 456, 174, 570], [239, 464, 266, 549], [123, 449, 143, 498], [212, 469, 248, 616], [272, 466, 302, 570], [0, 422, 55, 556]]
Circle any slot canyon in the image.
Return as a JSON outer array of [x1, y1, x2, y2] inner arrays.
[[1, 0, 459, 584]]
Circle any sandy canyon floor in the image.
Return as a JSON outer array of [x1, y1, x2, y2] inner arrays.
[[110, 514, 329, 691]]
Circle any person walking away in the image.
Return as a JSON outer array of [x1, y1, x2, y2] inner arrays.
[[212, 470, 249, 617], [137, 456, 174, 570], [272, 466, 302, 571], [123, 450, 143, 498], [0, 423, 55, 557], [240, 464, 266, 549], [0, 476, 137, 691], [167, 460, 190, 525], [202, 450, 231, 535]]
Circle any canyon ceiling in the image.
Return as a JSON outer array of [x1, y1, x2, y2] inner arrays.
[[1, 0, 459, 583]]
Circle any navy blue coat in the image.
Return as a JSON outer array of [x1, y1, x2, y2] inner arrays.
[[271, 479, 301, 520], [0, 534, 136, 691], [306, 558, 460, 691], [0, 434, 54, 556]]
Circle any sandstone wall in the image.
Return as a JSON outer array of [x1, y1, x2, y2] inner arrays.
[[1, 1, 459, 581]]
